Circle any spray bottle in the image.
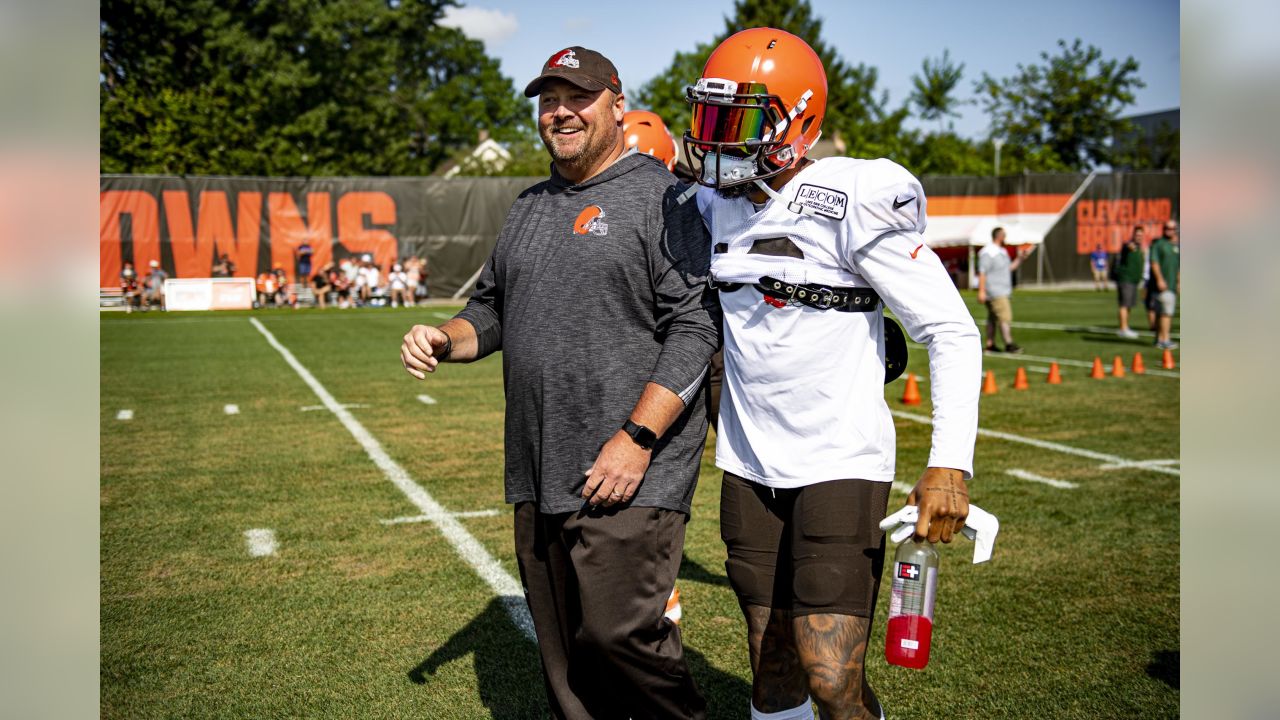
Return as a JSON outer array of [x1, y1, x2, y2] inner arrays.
[[878, 504, 1000, 669]]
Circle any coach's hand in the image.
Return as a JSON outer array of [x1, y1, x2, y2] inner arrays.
[[401, 324, 450, 379], [907, 467, 969, 543], [582, 432, 651, 507]]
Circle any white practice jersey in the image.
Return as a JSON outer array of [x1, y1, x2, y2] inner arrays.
[[697, 157, 981, 488]]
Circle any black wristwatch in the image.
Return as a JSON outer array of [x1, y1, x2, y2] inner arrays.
[[621, 419, 657, 450]]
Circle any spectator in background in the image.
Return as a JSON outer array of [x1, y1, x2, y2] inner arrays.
[[143, 260, 167, 311], [977, 227, 1034, 354], [354, 257, 370, 306], [312, 263, 334, 309], [256, 270, 278, 308], [1150, 219, 1180, 349], [119, 261, 141, 313], [1115, 226, 1146, 339], [388, 263, 410, 308], [405, 256, 422, 306], [417, 255, 430, 300], [211, 254, 230, 277], [1089, 243, 1109, 291], [273, 264, 294, 308], [331, 262, 352, 309], [357, 255, 381, 306], [297, 242, 313, 285]]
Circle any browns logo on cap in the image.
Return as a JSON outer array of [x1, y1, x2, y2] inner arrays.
[[524, 46, 622, 98]]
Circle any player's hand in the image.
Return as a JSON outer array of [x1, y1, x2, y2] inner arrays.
[[582, 432, 652, 507], [977, 290, 987, 304], [907, 467, 970, 543], [401, 324, 449, 379], [1157, 280, 1168, 292]]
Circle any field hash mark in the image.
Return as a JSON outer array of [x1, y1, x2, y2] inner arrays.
[[244, 528, 277, 557], [248, 317, 536, 641]]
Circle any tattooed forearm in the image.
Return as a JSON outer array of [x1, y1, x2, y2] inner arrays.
[[742, 604, 809, 712], [793, 613, 880, 720]]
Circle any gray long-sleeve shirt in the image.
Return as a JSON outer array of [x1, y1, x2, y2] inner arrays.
[[457, 153, 721, 515]]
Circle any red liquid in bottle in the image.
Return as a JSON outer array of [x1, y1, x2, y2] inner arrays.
[[885, 614, 933, 669], [885, 539, 938, 669]]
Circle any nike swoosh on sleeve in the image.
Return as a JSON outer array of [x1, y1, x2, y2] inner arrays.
[[910, 244, 924, 259]]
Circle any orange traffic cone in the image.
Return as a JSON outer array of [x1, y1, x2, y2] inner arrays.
[[1090, 357, 1106, 379], [664, 586, 682, 624], [1046, 362, 1063, 384], [1132, 352, 1146, 374], [1111, 356, 1126, 378], [901, 373, 922, 405], [1013, 367, 1029, 390], [1162, 349, 1176, 369], [982, 370, 998, 395]]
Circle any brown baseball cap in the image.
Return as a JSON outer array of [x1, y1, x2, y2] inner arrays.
[[524, 46, 622, 98]]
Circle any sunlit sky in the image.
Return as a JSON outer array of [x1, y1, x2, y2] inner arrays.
[[441, 0, 1180, 138]]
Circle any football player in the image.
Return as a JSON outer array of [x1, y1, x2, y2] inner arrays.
[[685, 28, 982, 720], [623, 109, 680, 171]]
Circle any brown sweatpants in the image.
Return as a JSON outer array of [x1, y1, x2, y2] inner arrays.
[[513, 502, 707, 720]]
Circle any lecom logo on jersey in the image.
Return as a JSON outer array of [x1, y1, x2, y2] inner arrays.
[[573, 205, 609, 237]]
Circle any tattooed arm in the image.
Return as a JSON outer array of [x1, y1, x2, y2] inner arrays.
[[908, 467, 970, 543]]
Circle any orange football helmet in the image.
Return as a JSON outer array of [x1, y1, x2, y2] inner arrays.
[[685, 28, 828, 189], [623, 110, 679, 171]]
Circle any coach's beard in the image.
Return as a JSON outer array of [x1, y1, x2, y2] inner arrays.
[[542, 122, 612, 169]]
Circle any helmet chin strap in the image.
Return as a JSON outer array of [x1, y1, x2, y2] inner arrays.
[[752, 178, 787, 203]]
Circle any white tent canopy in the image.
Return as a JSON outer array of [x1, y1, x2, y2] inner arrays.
[[921, 215, 1049, 248]]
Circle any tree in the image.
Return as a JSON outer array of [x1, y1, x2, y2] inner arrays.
[[633, 0, 903, 160], [974, 39, 1144, 171], [900, 132, 994, 177], [909, 50, 966, 133], [100, 0, 532, 176], [1111, 121, 1179, 171]]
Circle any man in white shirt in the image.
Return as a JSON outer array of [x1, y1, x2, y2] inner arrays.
[[685, 28, 981, 720], [976, 227, 1034, 354]]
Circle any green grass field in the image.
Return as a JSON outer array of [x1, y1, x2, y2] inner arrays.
[[101, 290, 1179, 719]]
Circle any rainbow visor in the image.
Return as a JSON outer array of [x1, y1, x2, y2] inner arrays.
[[688, 82, 781, 157]]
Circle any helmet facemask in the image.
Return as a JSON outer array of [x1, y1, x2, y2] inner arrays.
[[683, 77, 813, 191]]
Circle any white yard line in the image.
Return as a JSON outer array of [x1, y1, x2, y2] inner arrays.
[[116, 409, 133, 421], [381, 509, 502, 524], [891, 481, 914, 495], [891, 409, 1180, 477], [416, 394, 437, 405], [244, 528, 278, 557], [891, 374, 928, 383], [1005, 468, 1079, 489], [300, 403, 369, 412], [101, 308, 466, 326], [1097, 459, 1180, 471], [903, 339, 1179, 379], [430, 312, 454, 321], [1010, 321, 1179, 341], [224, 404, 240, 415], [451, 509, 501, 518], [249, 317, 535, 641], [982, 351, 1180, 379]]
